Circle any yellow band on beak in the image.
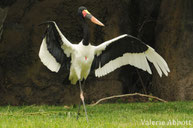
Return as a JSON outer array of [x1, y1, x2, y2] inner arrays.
[[84, 10, 90, 14]]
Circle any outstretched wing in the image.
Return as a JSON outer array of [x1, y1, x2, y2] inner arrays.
[[39, 21, 73, 72], [93, 34, 170, 77]]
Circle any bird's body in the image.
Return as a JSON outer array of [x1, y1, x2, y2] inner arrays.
[[38, 6, 170, 121], [69, 42, 95, 84]]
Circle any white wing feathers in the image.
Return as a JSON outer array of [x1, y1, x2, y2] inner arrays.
[[39, 21, 73, 72], [95, 45, 170, 78], [39, 38, 61, 72], [145, 46, 170, 76]]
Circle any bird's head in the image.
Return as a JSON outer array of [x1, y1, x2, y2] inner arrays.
[[78, 6, 104, 26]]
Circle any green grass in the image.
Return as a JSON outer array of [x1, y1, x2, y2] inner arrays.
[[0, 102, 192, 128]]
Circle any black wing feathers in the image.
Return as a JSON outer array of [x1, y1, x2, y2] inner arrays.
[[42, 21, 71, 70], [96, 35, 148, 68]]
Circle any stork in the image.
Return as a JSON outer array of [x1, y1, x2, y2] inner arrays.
[[38, 6, 170, 121]]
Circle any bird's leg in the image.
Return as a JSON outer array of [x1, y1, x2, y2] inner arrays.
[[77, 80, 88, 122], [76, 80, 86, 120], [76, 101, 82, 120], [76, 79, 83, 120]]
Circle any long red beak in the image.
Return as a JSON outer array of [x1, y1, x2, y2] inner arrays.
[[82, 10, 105, 26], [90, 16, 104, 26]]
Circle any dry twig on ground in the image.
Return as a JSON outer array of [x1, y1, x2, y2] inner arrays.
[[90, 93, 167, 106]]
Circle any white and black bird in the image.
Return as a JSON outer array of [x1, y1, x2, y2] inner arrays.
[[39, 6, 170, 121]]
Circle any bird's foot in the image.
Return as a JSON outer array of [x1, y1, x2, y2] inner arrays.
[[80, 91, 84, 101]]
